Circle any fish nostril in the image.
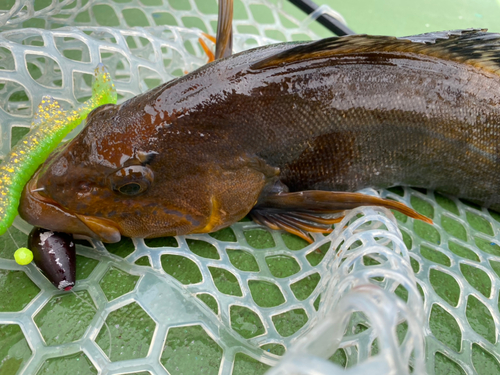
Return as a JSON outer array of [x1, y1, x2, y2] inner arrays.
[[50, 156, 69, 177]]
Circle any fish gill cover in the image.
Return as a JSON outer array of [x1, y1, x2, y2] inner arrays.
[[0, 1, 499, 375]]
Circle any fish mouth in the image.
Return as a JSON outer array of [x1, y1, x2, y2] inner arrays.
[[19, 170, 122, 243]]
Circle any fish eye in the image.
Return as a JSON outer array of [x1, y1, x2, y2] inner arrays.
[[118, 182, 144, 195], [110, 165, 153, 196]]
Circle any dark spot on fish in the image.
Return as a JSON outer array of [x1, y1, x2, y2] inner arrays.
[[161, 208, 185, 218], [76, 203, 87, 211], [100, 191, 112, 199], [183, 215, 200, 227], [282, 130, 357, 191]]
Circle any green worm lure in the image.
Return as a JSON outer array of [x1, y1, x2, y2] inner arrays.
[[0, 64, 117, 236]]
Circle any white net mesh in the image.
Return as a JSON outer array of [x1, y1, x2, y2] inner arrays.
[[0, 1, 499, 375]]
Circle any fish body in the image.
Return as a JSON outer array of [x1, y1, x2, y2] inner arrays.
[[19, 30, 500, 242]]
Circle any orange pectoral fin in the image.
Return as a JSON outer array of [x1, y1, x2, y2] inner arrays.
[[198, 0, 233, 63], [199, 35, 215, 63], [202, 32, 216, 44], [250, 190, 432, 242]]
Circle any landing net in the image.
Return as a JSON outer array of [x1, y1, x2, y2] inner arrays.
[[0, 1, 499, 374]]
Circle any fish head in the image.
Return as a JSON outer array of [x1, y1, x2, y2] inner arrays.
[[19, 99, 273, 242]]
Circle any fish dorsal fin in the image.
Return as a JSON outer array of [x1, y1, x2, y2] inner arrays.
[[251, 29, 500, 76]]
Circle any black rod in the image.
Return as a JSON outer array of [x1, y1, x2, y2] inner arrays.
[[287, 0, 355, 36]]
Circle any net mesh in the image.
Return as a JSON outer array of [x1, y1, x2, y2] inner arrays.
[[0, 1, 499, 375]]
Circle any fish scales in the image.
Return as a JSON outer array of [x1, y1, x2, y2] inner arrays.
[[18, 30, 500, 242], [150, 43, 500, 205]]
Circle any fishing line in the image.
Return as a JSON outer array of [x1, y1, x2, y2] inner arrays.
[[7, 227, 20, 249], [287, 0, 355, 36], [69, 288, 113, 360]]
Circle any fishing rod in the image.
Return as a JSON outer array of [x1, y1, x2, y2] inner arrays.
[[287, 0, 355, 36]]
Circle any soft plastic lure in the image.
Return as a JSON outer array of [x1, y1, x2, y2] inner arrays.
[[0, 64, 116, 236]]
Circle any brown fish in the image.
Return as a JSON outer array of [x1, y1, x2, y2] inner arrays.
[[19, 29, 500, 243]]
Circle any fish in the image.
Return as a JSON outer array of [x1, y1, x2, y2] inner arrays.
[[17, 28, 500, 244]]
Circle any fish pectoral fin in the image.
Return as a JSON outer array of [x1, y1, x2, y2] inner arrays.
[[250, 190, 432, 243], [199, 34, 216, 63], [250, 208, 339, 243]]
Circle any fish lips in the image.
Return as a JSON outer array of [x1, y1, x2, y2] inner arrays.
[[19, 170, 122, 243]]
